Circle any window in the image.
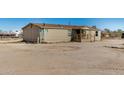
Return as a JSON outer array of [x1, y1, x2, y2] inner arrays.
[[96, 31, 98, 36]]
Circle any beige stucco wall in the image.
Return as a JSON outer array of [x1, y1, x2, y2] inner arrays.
[[43, 29, 71, 42], [23, 25, 40, 42], [95, 31, 101, 41], [85, 30, 101, 42], [84, 30, 93, 41]]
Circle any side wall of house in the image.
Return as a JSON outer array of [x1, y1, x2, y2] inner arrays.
[[23, 25, 40, 42], [85, 30, 95, 41], [85, 30, 101, 41], [43, 29, 72, 42], [95, 31, 101, 41]]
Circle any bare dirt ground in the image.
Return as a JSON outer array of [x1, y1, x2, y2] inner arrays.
[[0, 39, 124, 75]]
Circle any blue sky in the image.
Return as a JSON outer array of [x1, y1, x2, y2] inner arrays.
[[1, 18, 124, 31]]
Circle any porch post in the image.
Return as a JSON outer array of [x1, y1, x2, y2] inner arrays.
[[80, 29, 82, 42]]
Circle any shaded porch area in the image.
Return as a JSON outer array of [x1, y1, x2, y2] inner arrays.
[[71, 29, 82, 42]]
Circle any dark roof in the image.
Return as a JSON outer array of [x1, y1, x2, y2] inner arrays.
[[22, 23, 99, 31]]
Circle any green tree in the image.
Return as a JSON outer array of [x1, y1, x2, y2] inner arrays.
[[104, 28, 111, 32], [117, 29, 123, 32]]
